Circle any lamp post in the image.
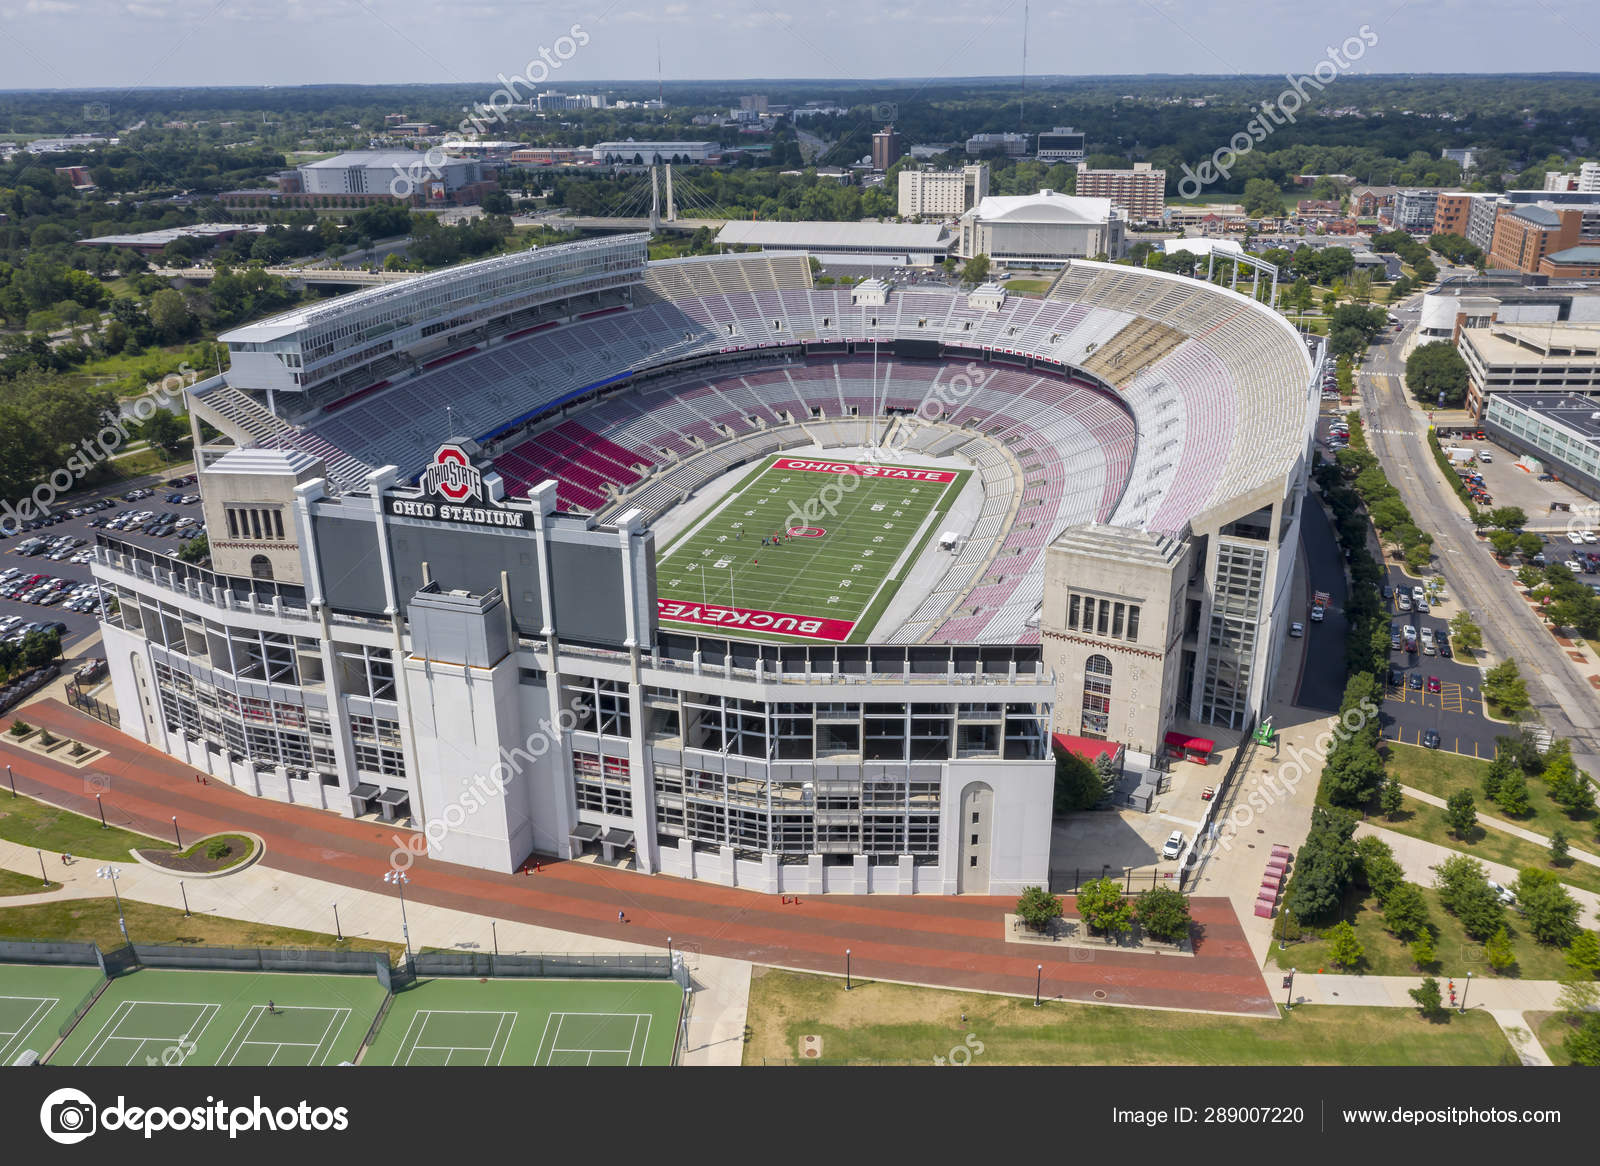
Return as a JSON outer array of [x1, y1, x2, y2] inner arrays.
[[333, 902, 343, 942], [1034, 964, 1043, 1008], [6, 763, 15, 798], [36, 850, 48, 887], [667, 936, 673, 966], [95, 793, 107, 829], [179, 880, 190, 917], [383, 870, 413, 962], [171, 816, 181, 848], [1285, 968, 1296, 1011], [97, 866, 128, 940], [1460, 970, 1472, 1014], [845, 948, 852, 991], [491, 919, 499, 958]]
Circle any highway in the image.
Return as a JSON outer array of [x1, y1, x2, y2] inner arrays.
[[1358, 290, 1600, 776]]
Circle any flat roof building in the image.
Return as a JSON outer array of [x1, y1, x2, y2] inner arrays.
[[897, 164, 989, 219], [1075, 162, 1165, 224], [713, 219, 953, 265], [959, 190, 1126, 264], [1483, 390, 1600, 501], [592, 140, 717, 164], [1460, 321, 1600, 414]]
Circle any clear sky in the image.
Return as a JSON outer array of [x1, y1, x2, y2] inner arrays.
[[1, 0, 1597, 90]]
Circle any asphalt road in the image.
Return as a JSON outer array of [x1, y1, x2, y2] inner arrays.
[[1296, 493, 1349, 713], [1359, 303, 1600, 774]]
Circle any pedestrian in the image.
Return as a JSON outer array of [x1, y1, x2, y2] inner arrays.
[[617, 910, 626, 924], [61, 852, 71, 866], [267, 999, 276, 1015]]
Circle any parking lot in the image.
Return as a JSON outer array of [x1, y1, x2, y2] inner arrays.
[[1439, 431, 1596, 530], [1378, 564, 1503, 758], [0, 472, 203, 662]]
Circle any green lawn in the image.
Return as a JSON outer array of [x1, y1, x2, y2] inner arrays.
[[0, 898, 403, 961], [364, 977, 683, 1066], [0, 790, 175, 861], [1527, 1009, 1592, 1066], [1376, 794, 1600, 895], [143, 833, 256, 872], [742, 968, 1516, 1065], [1386, 742, 1598, 849], [655, 454, 968, 644], [1266, 884, 1575, 981], [0, 867, 57, 896], [1001, 278, 1052, 294]]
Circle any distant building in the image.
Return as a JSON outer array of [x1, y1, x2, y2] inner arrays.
[[1489, 203, 1590, 273], [1074, 162, 1165, 224], [1463, 323, 1600, 416], [1582, 162, 1600, 194], [1432, 191, 1477, 241], [54, 165, 95, 191], [897, 164, 989, 218], [295, 150, 492, 205], [1441, 147, 1478, 170], [1539, 245, 1600, 280], [739, 95, 768, 113], [1484, 389, 1600, 499], [1545, 171, 1579, 192], [1390, 189, 1451, 232], [1166, 204, 1245, 232], [387, 122, 438, 138], [965, 132, 1030, 158], [1294, 199, 1341, 219], [76, 224, 266, 255], [507, 147, 590, 167], [1350, 185, 1399, 218], [958, 190, 1126, 264], [712, 220, 953, 266], [871, 126, 904, 172], [1035, 127, 1086, 164], [591, 140, 717, 164]]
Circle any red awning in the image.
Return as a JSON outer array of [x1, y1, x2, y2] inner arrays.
[[1052, 734, 1124, 764], [1164, 731, 1216, 754]]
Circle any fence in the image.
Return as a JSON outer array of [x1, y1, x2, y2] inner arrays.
[[410, 950, 674, 980], [131, 943, 389, 977], [0, 938, 102, 967], [65, 682, 119, 727], [1052, 866, 1176, 895]]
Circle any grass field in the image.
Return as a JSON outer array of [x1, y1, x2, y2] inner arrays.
[[0, 898, 403, 961], [0, 867, 57, 897], [1387, 742, 1598, 848], [0, 963, 106, 1063], [1378, 794, 1600, 895], [656, 454, 968, 644], [52, 968, 388, 1066], [742, 969, 1516, 1065], [0, 790, 174, 861], [364, 977, 682, 1066]]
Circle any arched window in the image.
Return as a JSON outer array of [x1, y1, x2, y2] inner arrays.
[[250, 555, 273, 580], [1080, 654, 1113, 739]]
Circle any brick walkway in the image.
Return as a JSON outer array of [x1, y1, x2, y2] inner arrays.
[[3, 700, 1275, 1015]]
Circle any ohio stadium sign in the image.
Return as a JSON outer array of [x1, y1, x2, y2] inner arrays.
[[387, 443, 529, 529]]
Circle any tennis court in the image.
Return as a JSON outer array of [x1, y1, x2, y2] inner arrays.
[[51, 968, 386, 1067], [366, 977, 682, 1067], [0, 963, 106, 1064]]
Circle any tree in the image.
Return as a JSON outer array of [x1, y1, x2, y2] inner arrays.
[[18, 630, 59, 670], [1481, 754, 1509, 803], [1495, 770, 1532, 817], [1483, 659, 1531, 717], [1565, 930, 1600, 978], [1326, 920, 1365, 970], [1357, 835, 1404, 902], [1053, 748, 1102, 812], [1075, 876, 1133, 937], [1135, 887, 1192, 943], [1444, 789, 1478, 840], [1487, 506, 1527, 530], [1410, 928, 1437, 969], [1383, 881, 1430, 939], [1434, 854, 1505, 939], [1485, 926, 1517, 972], [1488, 529, 1518, 559], [1448, 611, 1483, 655], [1015, 885, 1063, 932], [176, 532, 209, 564], [1404, 341, 1469, 408], [1515, 868, 1580, 947], [1286, 808, 1360, 922], [1380, 776, 1404, 818], [1323, 735, 1386, 807], [1547, 763, 1598, 818], [147, 288, 193, 343], [1409, 976, 1446, 1018], [1551, 828, 1571, 867], [139, 409, 187, 457], [959, 254, 990, 286], [1242, 178, 1284, 218], [1565, 1013, 1600, 1065]]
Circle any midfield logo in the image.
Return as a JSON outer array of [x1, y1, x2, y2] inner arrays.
[[420, 444, 483, 504]]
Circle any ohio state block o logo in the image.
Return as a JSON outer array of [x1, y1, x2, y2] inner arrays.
[[421, 444, 482, 504], [787, 526, 826, 538]]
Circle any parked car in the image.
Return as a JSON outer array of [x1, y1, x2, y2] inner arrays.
[[1161, 831, 1186, 860], [1487, 880, 1515, 905], [1426, 675, 1441, 693], [1289, 621, 1304, 638], [1408, 672, 1423, 690], [1422, 729, 1441, 749]]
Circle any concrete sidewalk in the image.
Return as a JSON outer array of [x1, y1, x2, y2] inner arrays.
[[0, 836, 751, 1066]]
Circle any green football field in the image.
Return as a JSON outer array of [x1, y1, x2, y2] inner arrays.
[[364, 977, 683, 1066], [0, 962, 107, 1064], [656, 455, 969, 643], [51, 969, 387, 1067]]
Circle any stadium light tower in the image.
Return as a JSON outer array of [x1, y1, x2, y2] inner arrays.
[[383, 870, 414, 961], [97, 866, 128, 940]]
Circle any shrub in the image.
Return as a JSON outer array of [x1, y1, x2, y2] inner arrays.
[[8, 720, 30, 737], [1135, 887, 1192, 943], [205, 839, 233, 862], [37, 729, 55, 747]]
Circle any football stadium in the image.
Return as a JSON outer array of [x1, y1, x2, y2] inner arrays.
[[90, 234, 1319, 894]]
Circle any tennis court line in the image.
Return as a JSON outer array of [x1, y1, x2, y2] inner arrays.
[[0, 996, 56, 1063], [82, 1000, 220, 1066], [224, 1005, 351, 1066]]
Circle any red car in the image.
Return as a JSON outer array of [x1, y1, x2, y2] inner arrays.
[[1426, 676, 1441, 693]]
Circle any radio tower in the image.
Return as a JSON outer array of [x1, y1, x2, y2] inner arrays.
[[1019, 0, 1029, 134], [656, 34, 664, 115]]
